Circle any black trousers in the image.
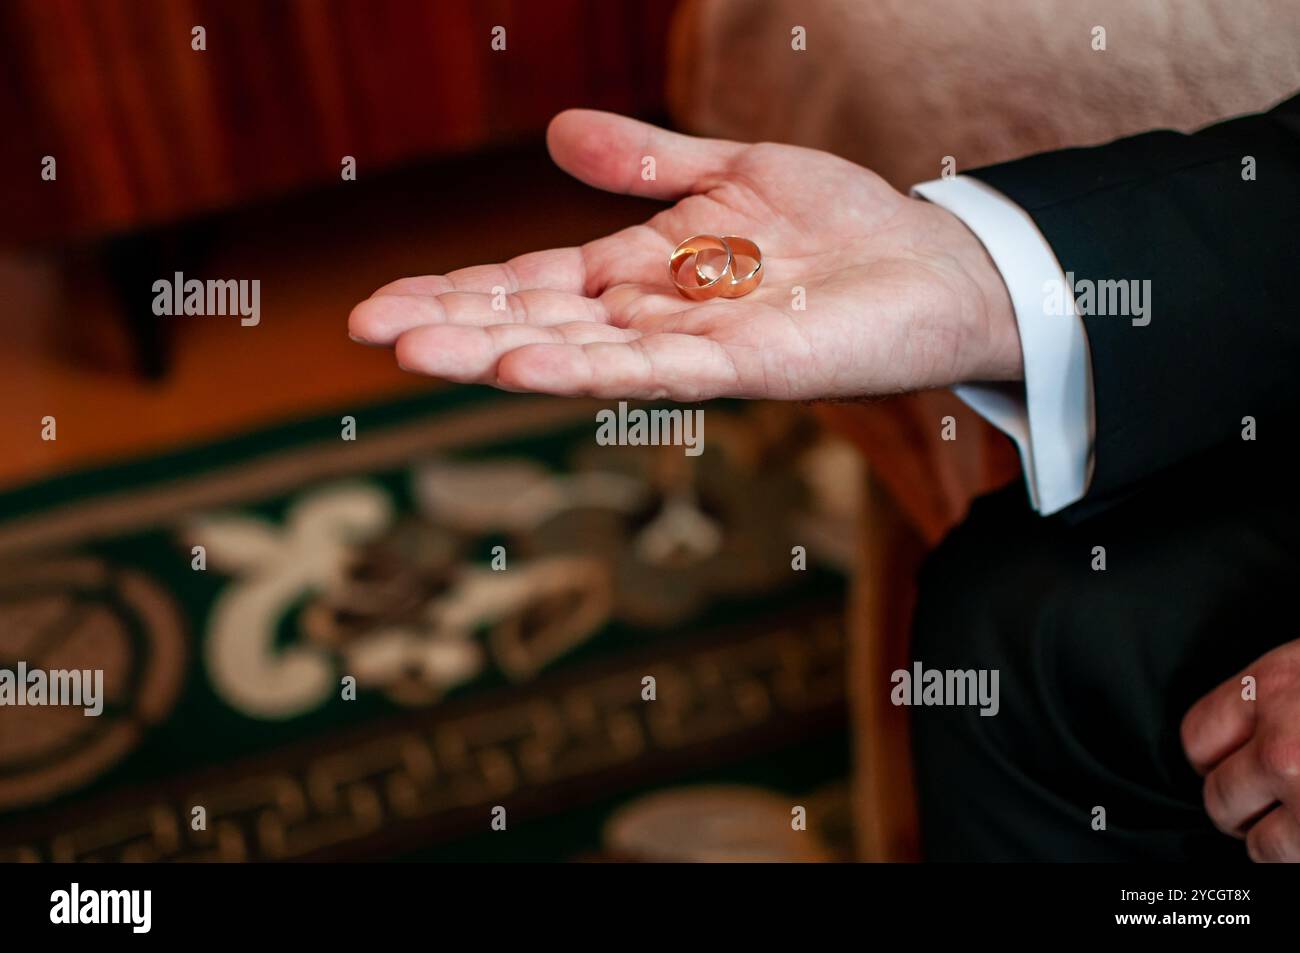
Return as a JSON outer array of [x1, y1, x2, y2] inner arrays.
[[910, 449, 1298, 862]]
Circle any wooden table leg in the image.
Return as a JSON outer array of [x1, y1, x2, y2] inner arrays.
[[848, 469, 926, 861]]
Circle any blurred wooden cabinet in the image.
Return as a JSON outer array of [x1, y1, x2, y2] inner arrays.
[[0, 0, 676, 245]]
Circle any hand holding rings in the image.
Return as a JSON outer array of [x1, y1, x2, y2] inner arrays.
[[669, 234, 763, 300]]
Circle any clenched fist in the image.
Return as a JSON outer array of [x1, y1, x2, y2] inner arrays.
[[1183, 640, 1300, 862]]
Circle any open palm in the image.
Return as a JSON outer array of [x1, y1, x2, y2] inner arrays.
[[348, 110, 1019, 400]]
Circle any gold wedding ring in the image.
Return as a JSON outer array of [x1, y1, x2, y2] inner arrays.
[[712, 235, 763, 298], [670, 234, 734, 301], [669, 234, 763, 300]]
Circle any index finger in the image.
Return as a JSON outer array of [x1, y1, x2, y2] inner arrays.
[[369, 247, 592, 299], [1182, 665, 1258, 775]]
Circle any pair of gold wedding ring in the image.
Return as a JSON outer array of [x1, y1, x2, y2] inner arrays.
[[669, 234, 763, 300]]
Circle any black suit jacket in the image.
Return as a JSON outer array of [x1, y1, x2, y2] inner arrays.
[[967, 93, 1299, 514], [914, 97, 1300, 861]]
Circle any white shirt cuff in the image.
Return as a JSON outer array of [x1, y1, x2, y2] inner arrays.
[[911, 174, 1094, 515]]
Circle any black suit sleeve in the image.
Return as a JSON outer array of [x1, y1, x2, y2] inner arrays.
[[967, 93, 1300, 509]]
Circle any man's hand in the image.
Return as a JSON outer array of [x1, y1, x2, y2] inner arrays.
[[348, 110, 1020, 400], [1182, 641, 1300, 862]]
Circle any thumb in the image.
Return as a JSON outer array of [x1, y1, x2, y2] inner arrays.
[[546, 109, 744, 201]]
